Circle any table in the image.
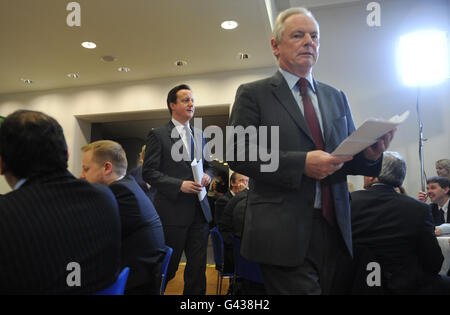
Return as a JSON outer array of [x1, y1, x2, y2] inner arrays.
[[437, 236, 450, 276]]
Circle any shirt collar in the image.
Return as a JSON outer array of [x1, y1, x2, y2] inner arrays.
[[14, 178, 28, 190], [278, 68, 315, 93], [442, 198, 449, 212], [171, 118, 190, 133]]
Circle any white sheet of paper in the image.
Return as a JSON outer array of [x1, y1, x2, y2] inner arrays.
[[191, 158, 207, 201], [332, 110, 409, 156]]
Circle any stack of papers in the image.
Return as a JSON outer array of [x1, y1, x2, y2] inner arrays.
[[332, 110, 410, 156]]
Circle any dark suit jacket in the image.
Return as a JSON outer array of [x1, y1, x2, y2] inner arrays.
[[219, 189, 248, 242], [227, 71, 382, 267], [351, 184, 444, 294], [214, 190, 233, 225], [0, 170, 121, 294], [142, 121, 213, 227], [108, 175, 165, 290], [430, 203, 449, 226]]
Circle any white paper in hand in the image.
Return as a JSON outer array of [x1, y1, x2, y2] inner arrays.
[[332, 110, 409, 156], [191, 158, 207, 201]]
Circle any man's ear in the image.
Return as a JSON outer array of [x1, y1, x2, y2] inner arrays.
[[103, 161, 114, 176], [270, 38, 280, 58]]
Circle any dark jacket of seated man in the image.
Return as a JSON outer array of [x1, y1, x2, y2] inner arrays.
[[350, 152, 445, 294], [109, 175, 166, 293], [80, 140, 165, 294], [0, 110, 121, 294]]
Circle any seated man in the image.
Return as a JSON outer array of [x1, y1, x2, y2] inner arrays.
[[0, 110, 121, 294], [418, 177, 450, 227], [80, 140, 166, 295], [215, 172, 248, 273], [214, 172, 249, 225], [351, 151, 450, 294]]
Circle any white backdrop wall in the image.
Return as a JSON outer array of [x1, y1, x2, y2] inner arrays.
[[0, 0, 448, 197]]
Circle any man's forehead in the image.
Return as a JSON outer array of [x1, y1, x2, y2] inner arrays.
[[177, 89, 193, 98], [284, 14, 319, 33]]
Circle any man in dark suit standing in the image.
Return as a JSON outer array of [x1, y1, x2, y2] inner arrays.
[[80, 140, 166, 295], [351, 152, 450, 294], [227, 7, 394, 294], [143, 84, 213, 295], [0, 110, 121, 294]]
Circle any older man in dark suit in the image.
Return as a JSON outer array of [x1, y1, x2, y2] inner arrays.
[[80, 140, 165, 295], [227, 7, 394, 294], [0, 110, 121, 294], [143, 84, 213, 295]]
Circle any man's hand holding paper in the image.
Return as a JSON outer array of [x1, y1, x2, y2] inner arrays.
[[363, 128, 396, 161], [305, 150, 353, 180]]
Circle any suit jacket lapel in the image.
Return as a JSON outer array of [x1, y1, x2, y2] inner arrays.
[[271, 71, 315, 144]]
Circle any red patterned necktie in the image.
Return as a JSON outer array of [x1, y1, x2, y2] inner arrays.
[[298, 77, 335, 226]]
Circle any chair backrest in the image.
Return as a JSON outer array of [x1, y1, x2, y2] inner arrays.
[[160, 245, 173, 295], [209, 227, 225, 269], [231, 235, 264, 283], [93, 267, 130, 295]]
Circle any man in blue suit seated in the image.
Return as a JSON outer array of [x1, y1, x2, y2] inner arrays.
[[0, 110, 121, 294], [80, 140, 165, 295]]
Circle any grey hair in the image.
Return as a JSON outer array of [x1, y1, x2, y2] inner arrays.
[[378, 151, 407, 187], [272, 7, 319, 42]]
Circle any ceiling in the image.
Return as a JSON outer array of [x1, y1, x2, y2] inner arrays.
[[0, 0, 275, 95], [0, 0, 362, 96]]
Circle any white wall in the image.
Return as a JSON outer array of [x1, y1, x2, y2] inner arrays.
[[0, 0, 448, 197]]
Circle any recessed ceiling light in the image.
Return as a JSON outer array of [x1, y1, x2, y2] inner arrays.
[[67, 73, 79, 79], [101, 55, 117, 62], [81, 41, 96, 49], [21, 78, 33, 84], [237, 53, 250, 60], [174, 60, 187, 67], [221, 20, 238, 30], [118, 67, 131, 72]]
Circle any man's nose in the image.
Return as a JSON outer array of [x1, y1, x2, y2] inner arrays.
[[303, 33, 314, 45]]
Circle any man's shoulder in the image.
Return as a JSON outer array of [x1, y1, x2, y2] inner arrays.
[[314, 80, 343, 95], [0, 174, 118, 217], [147, 122, 171, 137]]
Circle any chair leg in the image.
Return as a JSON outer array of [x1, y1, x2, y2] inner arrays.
[[216, 272, 220, 295]]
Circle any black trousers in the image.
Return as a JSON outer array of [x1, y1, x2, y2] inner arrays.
[[164, 205, 209, 295], [259, 210, 349, 295]]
